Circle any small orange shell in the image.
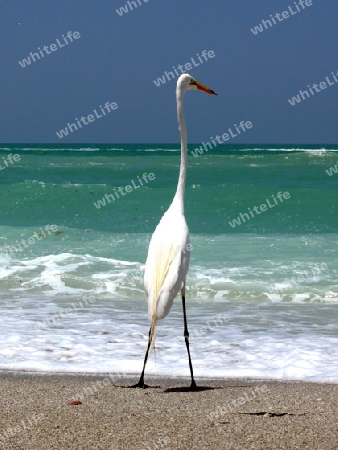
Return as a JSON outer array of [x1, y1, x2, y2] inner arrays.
[[68, 400, 82, 406]]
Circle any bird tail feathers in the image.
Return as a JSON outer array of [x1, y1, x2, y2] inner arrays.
[[148, 313, 158, 357]]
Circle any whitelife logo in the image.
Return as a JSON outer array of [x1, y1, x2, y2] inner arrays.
[[153, 50, 216, 87], [228, 192, 291, 228], [0, 225, 59, 258], [93, 173, 155, 209], [191, 121, 253, 157], [56, 101, 118, 139], [325, 162, 338, 177], [18, 31, 81, 68], [250, 0, 313, 35], [288, 70, 338, 106], [0, 153, 21, 170], [116, 0, 150, 16]]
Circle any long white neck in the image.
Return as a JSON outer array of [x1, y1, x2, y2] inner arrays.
[[172, 87, 187, 213]]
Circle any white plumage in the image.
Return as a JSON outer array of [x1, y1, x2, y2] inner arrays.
[[132, 73, 217, 389], [144, 204, 190, 322]]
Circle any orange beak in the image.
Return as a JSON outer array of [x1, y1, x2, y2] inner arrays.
[[196, 81, 217, 96]]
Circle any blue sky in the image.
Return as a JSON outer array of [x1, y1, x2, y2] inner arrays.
[[0, 0, 337, 143]]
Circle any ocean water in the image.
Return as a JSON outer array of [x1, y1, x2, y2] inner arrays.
[[0, 144, 337, 382]]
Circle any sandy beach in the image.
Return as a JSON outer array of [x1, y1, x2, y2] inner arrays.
[[0, 372, 337, 450]]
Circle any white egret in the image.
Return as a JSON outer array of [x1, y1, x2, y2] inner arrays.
[[133, 74, 217, 389]]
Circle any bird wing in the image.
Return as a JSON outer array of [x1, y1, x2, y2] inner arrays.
[[143, 238, 181, 354], [147, 240, 180, 320]]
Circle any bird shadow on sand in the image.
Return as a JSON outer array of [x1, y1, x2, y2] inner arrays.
[[163, 385, 217, 393], [119, 384, 219, 392]]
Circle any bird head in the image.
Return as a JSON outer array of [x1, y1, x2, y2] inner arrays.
[[178, 73, 217, 96]]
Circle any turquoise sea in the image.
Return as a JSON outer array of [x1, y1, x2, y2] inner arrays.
[[0, 143, 337, 381]]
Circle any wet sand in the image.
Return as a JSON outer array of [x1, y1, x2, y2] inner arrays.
[[0, 372, 337, 450]]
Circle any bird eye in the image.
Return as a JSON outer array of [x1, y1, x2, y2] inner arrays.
[[189, 79, 197, 85]]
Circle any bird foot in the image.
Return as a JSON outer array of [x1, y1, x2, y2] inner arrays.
[[129, 381, 149, 389], [188, 381, 199, 391]]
